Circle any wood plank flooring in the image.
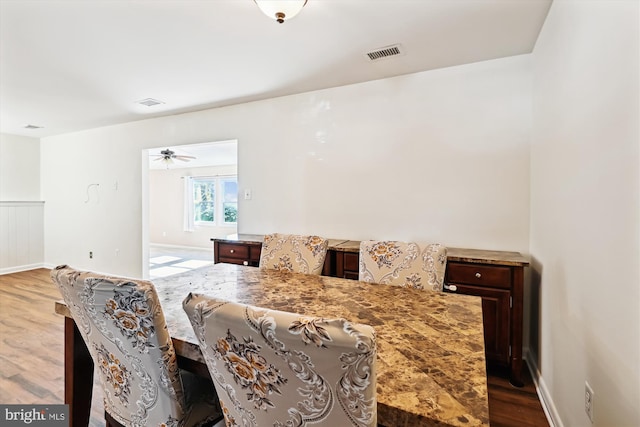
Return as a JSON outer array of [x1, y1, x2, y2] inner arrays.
[[0, 268, 549, 427], [0, 269, 105, 426]]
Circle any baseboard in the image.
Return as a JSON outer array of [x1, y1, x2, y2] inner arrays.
[[150, 243, 211, 251], [0, 263, 46, 275], [525, 348, 563, 427]]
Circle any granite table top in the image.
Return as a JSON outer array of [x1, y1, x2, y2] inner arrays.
[[56, 264, 489, 427]]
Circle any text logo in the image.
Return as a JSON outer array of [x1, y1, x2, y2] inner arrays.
[[0, 405, 68, 426]]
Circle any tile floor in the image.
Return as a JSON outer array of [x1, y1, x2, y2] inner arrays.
[[149, 245, 214, 279]]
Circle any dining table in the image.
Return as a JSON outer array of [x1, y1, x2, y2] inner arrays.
[[55, 263, 490, 427]]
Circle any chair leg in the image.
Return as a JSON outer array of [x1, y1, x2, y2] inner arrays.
[[104, 410, 124, 427]]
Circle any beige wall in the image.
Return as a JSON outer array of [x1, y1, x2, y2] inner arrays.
[[41, 54, 531, 278], [530, 0, 639, 426], [149, 164, 237, 248], [0, 133, 44, 272], [0, 133, 40, 201]]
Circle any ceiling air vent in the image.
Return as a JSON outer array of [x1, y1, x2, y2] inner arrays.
[[366, 44, 404, 61], [137, 98, 165, 107]]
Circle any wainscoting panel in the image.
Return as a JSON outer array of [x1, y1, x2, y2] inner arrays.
[[0, 201, 44, 274]]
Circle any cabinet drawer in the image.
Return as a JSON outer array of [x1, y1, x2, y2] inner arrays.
[[344, 252, 359, 273], [447, 263, 511, 289], [218, 257, 249, 266], [217, 243, 249, 260]]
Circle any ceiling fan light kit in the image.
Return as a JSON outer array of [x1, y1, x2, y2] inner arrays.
[[254, 0, 308, 24], [152, 149, 196, 168]]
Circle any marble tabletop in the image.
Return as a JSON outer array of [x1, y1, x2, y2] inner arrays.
[[56, 263, 489, 427]]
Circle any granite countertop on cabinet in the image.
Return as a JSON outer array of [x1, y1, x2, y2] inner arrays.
[[331, 240, 361, 252], [212, 236, 529, 266], [213, 234, 350, 251], [211, 233, 264, 245], [447, 247, 530, 266]]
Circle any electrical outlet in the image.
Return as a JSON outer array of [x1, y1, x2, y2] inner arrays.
[[585, 381, 594, 423], [89, 251, 93, 259]]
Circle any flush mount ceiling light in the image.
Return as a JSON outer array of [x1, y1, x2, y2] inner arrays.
[[254, 0, 307, 24]]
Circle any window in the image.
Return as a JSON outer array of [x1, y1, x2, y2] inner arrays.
[[221, 178, 238, 223], [192, 176, 237, 225], [193, 178, 216, 222]]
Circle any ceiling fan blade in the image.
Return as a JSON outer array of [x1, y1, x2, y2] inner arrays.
[[175, 155, 196, 160]]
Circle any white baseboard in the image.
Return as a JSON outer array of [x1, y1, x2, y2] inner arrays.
[[525, 348, 563, 427], [0, 263, 46, 275], [150, 243, 211, 251]]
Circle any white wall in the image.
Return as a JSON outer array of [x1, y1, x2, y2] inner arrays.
[[41, 54, 531, 278], [149, 164, 237, 248], [530, 1, 639, 426], [0, 201, 45, 273], [0, 133, 44, 273], [0, 133, 40, 201]]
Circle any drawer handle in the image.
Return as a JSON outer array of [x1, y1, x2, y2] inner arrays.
[[475, 272, 481, 279], [230, 249, 235, 253], [445, 284, 457, 292], [243, 261, 248, 266]]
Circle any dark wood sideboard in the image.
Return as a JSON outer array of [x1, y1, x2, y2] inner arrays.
[[211, 236, 529, 386]]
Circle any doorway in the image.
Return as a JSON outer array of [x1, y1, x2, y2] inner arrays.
[[141, 140, 238, 279]]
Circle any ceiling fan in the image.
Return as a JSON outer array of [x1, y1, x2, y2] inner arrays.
[[151, 149, 196, 166]]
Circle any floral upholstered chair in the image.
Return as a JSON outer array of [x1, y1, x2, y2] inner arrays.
[[51, 265, 222, 427], [182, 293, 377, 427], [358, 241, 447, 291], [258, 233, 329, 275]]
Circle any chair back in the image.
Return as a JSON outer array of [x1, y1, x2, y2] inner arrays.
[[51, 265, 197, 426], [182, 293, 377, 427], [259, 233, 328, 275], [359, 240, 447, 291]]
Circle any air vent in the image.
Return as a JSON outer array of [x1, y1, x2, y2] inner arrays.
[[366, 44, 404, 61], [137, 98, 165, 107], [24, 124, 43, 129]]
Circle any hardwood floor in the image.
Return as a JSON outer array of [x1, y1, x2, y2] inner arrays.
[[0, 268, 549, 427], [486, 365, 549, 427], [0, 268, 105, 426]]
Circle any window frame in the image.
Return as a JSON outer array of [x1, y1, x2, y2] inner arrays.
[[191, 175, 237, 227]]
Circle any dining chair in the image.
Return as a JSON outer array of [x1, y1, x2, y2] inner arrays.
[[182, 292, 377, 427], [358, 240, 447, 291], [258, 233, 329, 275], [51, 265, 222, 427]]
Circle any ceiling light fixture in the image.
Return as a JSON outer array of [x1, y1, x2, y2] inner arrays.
[[254, 0, 307, 24]]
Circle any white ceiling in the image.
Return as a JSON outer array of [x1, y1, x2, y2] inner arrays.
[[0, 0, 552, 139]]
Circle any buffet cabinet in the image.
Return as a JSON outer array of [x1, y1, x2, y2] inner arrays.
[[213, 239, 262, 266], [444, 248, 528, 386], [212, 237, 529, 385], [212, 236, 333, 274]]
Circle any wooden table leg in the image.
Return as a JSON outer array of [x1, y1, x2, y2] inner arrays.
[[65, 317, 94, 427]]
